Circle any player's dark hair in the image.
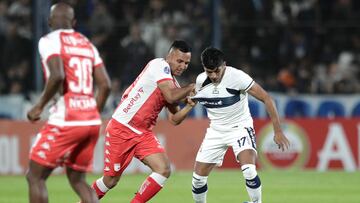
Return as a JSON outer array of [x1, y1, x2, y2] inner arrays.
[[170, 40, 191, 53], [201, 47, 225, 70]]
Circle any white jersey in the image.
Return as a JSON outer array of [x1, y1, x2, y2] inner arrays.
[[39, 29, 104, 126], [111, 58, 178, 134], [193, 66, 254, 130]]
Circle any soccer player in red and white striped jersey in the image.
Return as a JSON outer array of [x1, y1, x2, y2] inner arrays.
[[91, 40, 196, 203], [26, 3, 111, 203]]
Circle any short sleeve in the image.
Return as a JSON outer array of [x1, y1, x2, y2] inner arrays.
[[151, 59, 173, 83], [195, 74, 204, 92], [91, 43, 104, 68], [38, 36, 61, 62], [235, 69, 254, 91]]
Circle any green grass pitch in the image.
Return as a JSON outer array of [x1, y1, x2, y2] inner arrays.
[[1, 170, 359, 203]]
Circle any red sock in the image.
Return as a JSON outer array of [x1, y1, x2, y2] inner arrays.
[[130, 177, 163, 203], [92, 181, 106, 199]]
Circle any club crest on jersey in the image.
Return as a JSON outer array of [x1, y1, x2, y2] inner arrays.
[[212, 87, 219, 94], [114, 163, 121, 172], [164, 66, 170, 74]]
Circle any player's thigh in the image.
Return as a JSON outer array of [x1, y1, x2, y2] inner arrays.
[[67, 125, 101, 171], [30, 124, 80, 168], [27, 160, 53, 181], [141, 152, 170, 172], [136, 132, 168, 171], [196, 128, 228, 165], [104, 131, 138, 177], [229, 126, 257, 162]]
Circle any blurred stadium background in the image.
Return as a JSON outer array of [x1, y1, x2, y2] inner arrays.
[[0, 0, 360, 202]]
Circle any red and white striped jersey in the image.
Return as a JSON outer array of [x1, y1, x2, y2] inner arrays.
[[111, 58, 178, 134], [38, 29, 103, 126]]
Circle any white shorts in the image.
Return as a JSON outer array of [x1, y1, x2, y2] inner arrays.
[[195, 126, 257, 166]]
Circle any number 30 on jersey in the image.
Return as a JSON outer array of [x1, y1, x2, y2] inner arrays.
[[68, 57, 93, 94]]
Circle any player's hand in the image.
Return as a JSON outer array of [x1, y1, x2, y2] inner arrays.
[[186, 96, 197, 107], [186, 89, 197, 107], [27, 104, 43, 122], [273, 131, 290, 151]]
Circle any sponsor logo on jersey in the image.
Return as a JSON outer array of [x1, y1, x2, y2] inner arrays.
[[123, 87, 144, 113], [258, 121, 309, 169], [199, 100, 223, 106], [164, 66, 170, 74], [69, 97, 97, 110]]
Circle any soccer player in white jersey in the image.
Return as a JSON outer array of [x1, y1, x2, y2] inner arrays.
[[190, 47, 290, 203], [26, 3, 111, 203], [91, 40, 196, 202]]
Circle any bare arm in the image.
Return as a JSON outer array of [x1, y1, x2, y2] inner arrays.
[[166, 97, 197, 125], [247, 82, 290, 151], [27, 56, 64, 121], [93, 65, 111, 112], [158, 80, 195, 104]]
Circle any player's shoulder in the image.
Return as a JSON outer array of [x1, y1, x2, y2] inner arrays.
[[148, 58, 171, 73], [226, 66, 250, 78], [196, 72, 207, 83], [149, 58, 169, 67], [40, 30, 60, 42]]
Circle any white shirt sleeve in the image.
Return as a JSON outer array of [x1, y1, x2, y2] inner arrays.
[[38, 35, 61, 61], [235, 69, 254, 91], [195, 74, 204, 92]]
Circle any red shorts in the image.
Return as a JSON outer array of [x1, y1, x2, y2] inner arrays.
[[29, 123, 100, 172], [104, 119, 165, 176]]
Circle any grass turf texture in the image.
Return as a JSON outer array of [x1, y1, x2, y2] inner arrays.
[[0, 170, 359, 203]]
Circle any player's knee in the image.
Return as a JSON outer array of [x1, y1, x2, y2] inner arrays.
[[25, 170, 33, 183], [26, 170, 40, 184], [241, 164, 261, 188], [103, 175, 121, 189], [192, 173, 208, 194], [158, 165, 171, 178], [153, 163, 171, 178]]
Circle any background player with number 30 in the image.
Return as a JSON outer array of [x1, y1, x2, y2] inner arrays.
[[26, 3, 111, 203]]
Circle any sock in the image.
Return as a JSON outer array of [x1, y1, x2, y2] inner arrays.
[[92, 177, 110, 199], [192, 173, 208, 203], [131, 172, 167, 203], [241, 164, 262, 203]]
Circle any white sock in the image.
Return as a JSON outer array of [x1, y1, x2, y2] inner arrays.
[[150, 172, 167, 187], [95, 176, 110, 193], [192, 173, 208, 203], [241, 164, 262, 203]]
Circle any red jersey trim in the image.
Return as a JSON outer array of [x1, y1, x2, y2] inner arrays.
[[157, 78, 173, 84], [94, 62, 104, 69]]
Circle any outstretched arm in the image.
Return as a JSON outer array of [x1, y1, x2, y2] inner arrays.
[[247, 82, 290, 151], [27, 56, 64, 121], [93, 65, 111, 112], [158, 80, 195, 104], [166, 96, 197, 125]]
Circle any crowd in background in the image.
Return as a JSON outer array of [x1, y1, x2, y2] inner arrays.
[[0, 0, 359, 98]]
